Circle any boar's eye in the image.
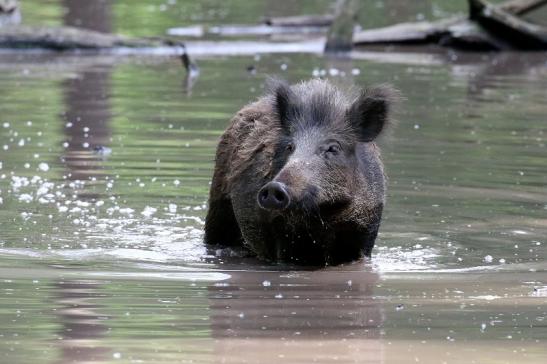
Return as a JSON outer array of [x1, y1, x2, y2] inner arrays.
[[324, 143, 341, 157], [286, 142, 295, 153]]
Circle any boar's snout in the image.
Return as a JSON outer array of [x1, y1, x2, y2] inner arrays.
[[257, 181, 290, 210]]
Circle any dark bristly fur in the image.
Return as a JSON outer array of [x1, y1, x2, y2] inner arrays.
[[348, 84, 396, 142], [205, 78, 398, 265]]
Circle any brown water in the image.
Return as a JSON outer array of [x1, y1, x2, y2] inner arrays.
[[1, 1, 547, 363]]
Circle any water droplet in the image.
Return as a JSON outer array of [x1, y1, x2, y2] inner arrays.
[[141, 206, 157, 217]]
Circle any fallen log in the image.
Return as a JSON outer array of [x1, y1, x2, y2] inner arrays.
[[169, 0, 547, 51], [499, 0, 547, 15], [354, 0, 547, 50], [0, 24, 200, 82], [441, 20, 506, 50], [207, 24, 326, 36], [263, 15, 333, 27], [0, 25, 175, 50], [352, 17, 504, 50], [469, 0, 547, 49], [353, 18, 457, 45], [6, 1, 543, 53]]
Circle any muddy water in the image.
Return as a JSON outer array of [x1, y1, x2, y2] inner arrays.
[[1, 2, 547, 363], [1, 49, 546, 364]]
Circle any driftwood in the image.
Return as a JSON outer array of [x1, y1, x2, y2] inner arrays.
[[1, 0, 546, 52], [440, 20, 507, 50], [263, 15, 333, 27], [0, 24, 199, 85], [353, 18, 457, 45], [207, 24, 326, 36], [354, 0, 547, 50], [470, 0, 547, 49], [352, 17, 506, 50], [0, 25, 179, 50], [500, 0, 547, 14], [325, 0, 358, 52], [169, 10, 341, 39], [153, 0, 547, 52]]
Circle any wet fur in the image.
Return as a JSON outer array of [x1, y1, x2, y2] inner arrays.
[[205, 79, 398, 265]]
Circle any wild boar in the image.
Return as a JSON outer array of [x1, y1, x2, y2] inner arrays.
[[205, 78, 397, 265]]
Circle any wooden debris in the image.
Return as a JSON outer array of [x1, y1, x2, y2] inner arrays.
[[1, 0, 546, 53], [469, 0, 547, 49], [354, 0, 547, 50], [353, 18, 457, 45], [325, 0, 358, 52], [352, 16, 503, 50], [179, 44, 200, 92], [441, 20, 505, 50], [0, 25, 199, 83], [500, 0, 547, 15], [263, 15, 334, 27], [166, 0, 547, 51], [0, 25, 170, 50]]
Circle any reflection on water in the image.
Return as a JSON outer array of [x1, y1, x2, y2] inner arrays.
[[61, 65, 112, 184], [61, 0, 112, 191], [1, 52, 545, 270], [208, 268, 384, 363], [54, 280, 109, 364], [209, 269, 381, 338], [63, 0, 112, 33], [1, 268, 545, 363]]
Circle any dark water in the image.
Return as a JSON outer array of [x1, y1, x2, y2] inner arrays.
[[2, 1, 547, 363]]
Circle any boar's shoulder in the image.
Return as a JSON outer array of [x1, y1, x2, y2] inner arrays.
[[216, 98, 281, 193]]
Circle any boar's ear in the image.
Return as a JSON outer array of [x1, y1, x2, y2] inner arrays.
[[348, 85, 398, 142], [267, 78, 300, 131]]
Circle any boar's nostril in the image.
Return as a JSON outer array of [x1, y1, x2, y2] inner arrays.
[[257, 182, 290, 210], [274, 190, 285, 202]]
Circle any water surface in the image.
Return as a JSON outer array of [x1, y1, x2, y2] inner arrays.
[[1, 1, 547, 363]]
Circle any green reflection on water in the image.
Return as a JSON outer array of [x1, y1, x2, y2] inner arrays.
[[1, 51, 547, 268], [19, 0, 467, 37]]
